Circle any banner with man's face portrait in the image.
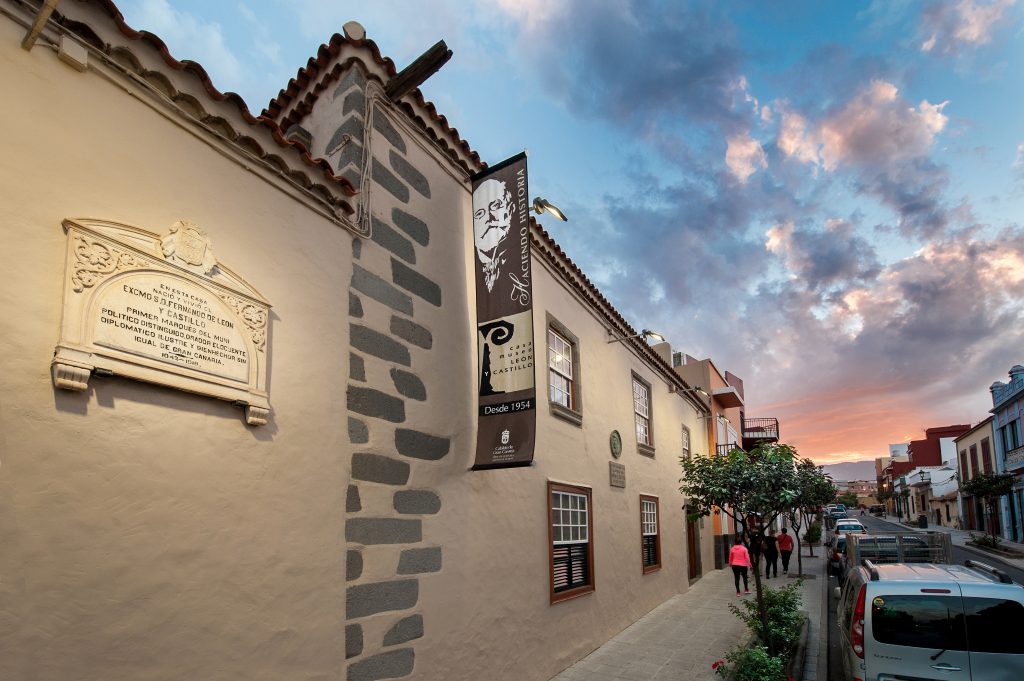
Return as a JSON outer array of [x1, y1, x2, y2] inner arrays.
[[470, 152, 536, 469]]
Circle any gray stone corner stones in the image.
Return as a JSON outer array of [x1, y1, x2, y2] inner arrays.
[[397, 547, 442, 575], [391, 209, 429, 247], [388, 151, 431, 199], [394, 490, 440, 515], [343, 90, 367, 116], [346, 623, 363, 660], [351, 323, 411, 367], [372, 157, 409, 204], [333, 66, 367, 101], [350, 353, 366, 382], [352, 264, 413, 316], [384, 615, 424, 646], [349, 292, 363, 318], [390, 368, 426, 401], [347, 485, 362, 512], [369, 216, 416, 264], [352, 236, 362, 260], [395, 429, 450, 461], [347, 518, 422, 545], [328, 117, 365, 158], [391, 259, 441, 307], [347, 550, 363, 581], [347, 579, 419, 619], [389, 316, 432, 350], [372, 110, 407, 155], [352, 452, 410, 486], [349, 417, 369, 444], [348, 385, 406, 423], [347, 648, 414, 681]]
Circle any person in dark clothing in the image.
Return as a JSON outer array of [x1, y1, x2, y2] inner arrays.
[[763, 528, 779, 578]]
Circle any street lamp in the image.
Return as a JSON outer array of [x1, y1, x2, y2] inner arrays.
[[607, 329, 666, 344], [532, 197, 568, 221]]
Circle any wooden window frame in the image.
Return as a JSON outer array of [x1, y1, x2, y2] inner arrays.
[[640, 494, 661, 574], [546, 315, 582, 426], [632, 373, 655, 456], [981, 437, 993, 474], [548, 482, 595, 604], [681, 425, 691, 460], [970, 444, 979, 479]]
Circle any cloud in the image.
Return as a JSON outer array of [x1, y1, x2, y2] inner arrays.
[[920, 0, 1017, 55], [725, 132, 767, 183], [765, 219, 881, 290]]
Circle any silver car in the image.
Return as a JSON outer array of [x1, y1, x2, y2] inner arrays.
[[835, 560, 1024, 681]]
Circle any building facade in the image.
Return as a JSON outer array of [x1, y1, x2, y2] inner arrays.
[[954, 416, 995, 532], [990, 365, 1024, 541]]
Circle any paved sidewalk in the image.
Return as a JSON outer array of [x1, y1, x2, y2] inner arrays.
[[549, 548, 828, 681], [878, 513, 1024, 569]]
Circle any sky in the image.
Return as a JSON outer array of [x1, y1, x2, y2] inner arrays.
[[114, 0, 1024, 465]]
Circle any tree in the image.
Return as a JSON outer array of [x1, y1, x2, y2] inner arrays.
[[786, 459, 836, 576], [681, 443, 799, 655], [837, 491, 859, 508], [962, 473, 1015, 545]]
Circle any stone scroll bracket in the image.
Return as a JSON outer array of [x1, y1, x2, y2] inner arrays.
[[52, 218, 272, 427]]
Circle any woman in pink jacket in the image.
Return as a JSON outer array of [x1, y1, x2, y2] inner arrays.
[[728, 537, 752, 596]]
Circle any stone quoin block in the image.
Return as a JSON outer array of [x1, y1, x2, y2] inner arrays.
[[372, 110, 407, 154], [347, 580, 419, 618], [327, 117, 365, 156], [397, 547, 442, 574], [391, 208, 429, 247], [389, 150, 430, 199], [333, 67, 367, 100], [346, 518, 422, 545], [346, 648, 414, 681], [389, 316, 432, 350], [395, 429, 450, 461], [343, 89, 367, 116], [372, 157, 410, 203], [351, 264, 413, 316], [337, 138, 365, 173], [350, 324, 412, 367], [393, 490, 441, 515], [370, 216, 416, 264], [347, 485, 362, 512], [345, 623, 363, 659], [391, 259, 441, 307], [390, 369, 426, 401], [352, 237, 362, 260], [351, 453, 411, 486], [349, 292, 364, 318], [347, 386, 406, 423], [350, 353, 366, 382], [349, 417, 369, 444], [347, 550, 363, 581], [342, 168, 362, 190], [383, 615, 424, 646]]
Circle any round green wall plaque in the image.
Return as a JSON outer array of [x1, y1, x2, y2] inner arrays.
[[610, 430, 622, 459]]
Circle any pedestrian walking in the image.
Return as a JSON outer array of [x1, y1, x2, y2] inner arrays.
[[728, 536, 751, 597], [763, 528, 779, 579], [778, 527, 794, 574]]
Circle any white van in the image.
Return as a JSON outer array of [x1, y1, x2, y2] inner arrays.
[[835, 559, 1024, 681]]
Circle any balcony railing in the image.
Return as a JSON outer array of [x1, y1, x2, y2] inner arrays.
[[742, 417, 779, 449], [716, 443, 742, 456]]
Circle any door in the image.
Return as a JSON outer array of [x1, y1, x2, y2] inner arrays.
[[963, 593, 1024, 681], [865, 591, 970, 681], [686, 517, 699, 580]]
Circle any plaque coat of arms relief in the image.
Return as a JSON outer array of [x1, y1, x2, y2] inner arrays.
[[52, 218, 272, 426]]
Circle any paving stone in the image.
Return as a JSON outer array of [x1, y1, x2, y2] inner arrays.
[[389, 150, 430, 199], [352, 264, 413, 315], [351, 453, 410, 486], [370, 216, 416, 264], [349, 292, 364, 318], [383, 614, 423, 646], [346, 648, 414, 681], [391, 259, 441, 307], [348, 386, 406, 423], [395, 429, 450, 461], [391, 208, 429, 246], [345, 623, 363, 659], [333, 67, 367, 100], [389, 316, 432, 349], [397, 547, 441, 574], [390, 368, 425, 401], [347, 518, 421, 544], [351, 324, 411, 366], [347, 485, 362, 512], [348, 417, 369, 444], [393, 490, 440, 514], [372, 157, 409, 203], [347, 550, 363, 580], [347, 580, 419, 618], [373, 110, 407, 154], [350, 353, 366, 381]]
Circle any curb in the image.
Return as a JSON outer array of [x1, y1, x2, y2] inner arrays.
[[958, 542, 1023, 569], [787, 615, 810, 681]]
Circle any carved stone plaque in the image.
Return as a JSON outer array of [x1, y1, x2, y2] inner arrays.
[[609, 461, 626, 488], [52, 218, 272, 425]]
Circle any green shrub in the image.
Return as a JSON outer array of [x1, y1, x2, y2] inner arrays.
[[969, 532, 1002, 549], [729, 580, 805, 658], [712, 644, 786, 681], [803, 521, 821, 545]]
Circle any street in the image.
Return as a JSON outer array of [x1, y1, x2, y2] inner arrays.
[[825, 513, 1024, 681]]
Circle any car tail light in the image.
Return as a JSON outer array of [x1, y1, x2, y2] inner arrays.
[[850, 583, 867, 658]]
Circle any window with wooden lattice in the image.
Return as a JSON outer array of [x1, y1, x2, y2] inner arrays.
[[549, 482, 594, 603], [640, 495, 661, 573]]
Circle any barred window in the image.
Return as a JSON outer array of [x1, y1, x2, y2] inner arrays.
[[633, 377, 652, 448], [548, 328, 575, 409], [550, 482, 594, 602], [641, 495, 661, 572]]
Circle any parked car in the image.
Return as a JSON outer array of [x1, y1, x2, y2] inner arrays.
[[869, 504, 885, 516], [835, 559, 1024, 681], [835, 533, 950, 584], [826, 510, 849, 529], [834, 520, 868, 536], [836, 504, 847, 512], [826, 534, 848, 578]]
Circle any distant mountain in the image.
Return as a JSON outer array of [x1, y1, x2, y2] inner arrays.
[[818, 460, 877, 482]]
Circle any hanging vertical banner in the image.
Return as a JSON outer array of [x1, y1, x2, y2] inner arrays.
[[471, 151, 536, 469]]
